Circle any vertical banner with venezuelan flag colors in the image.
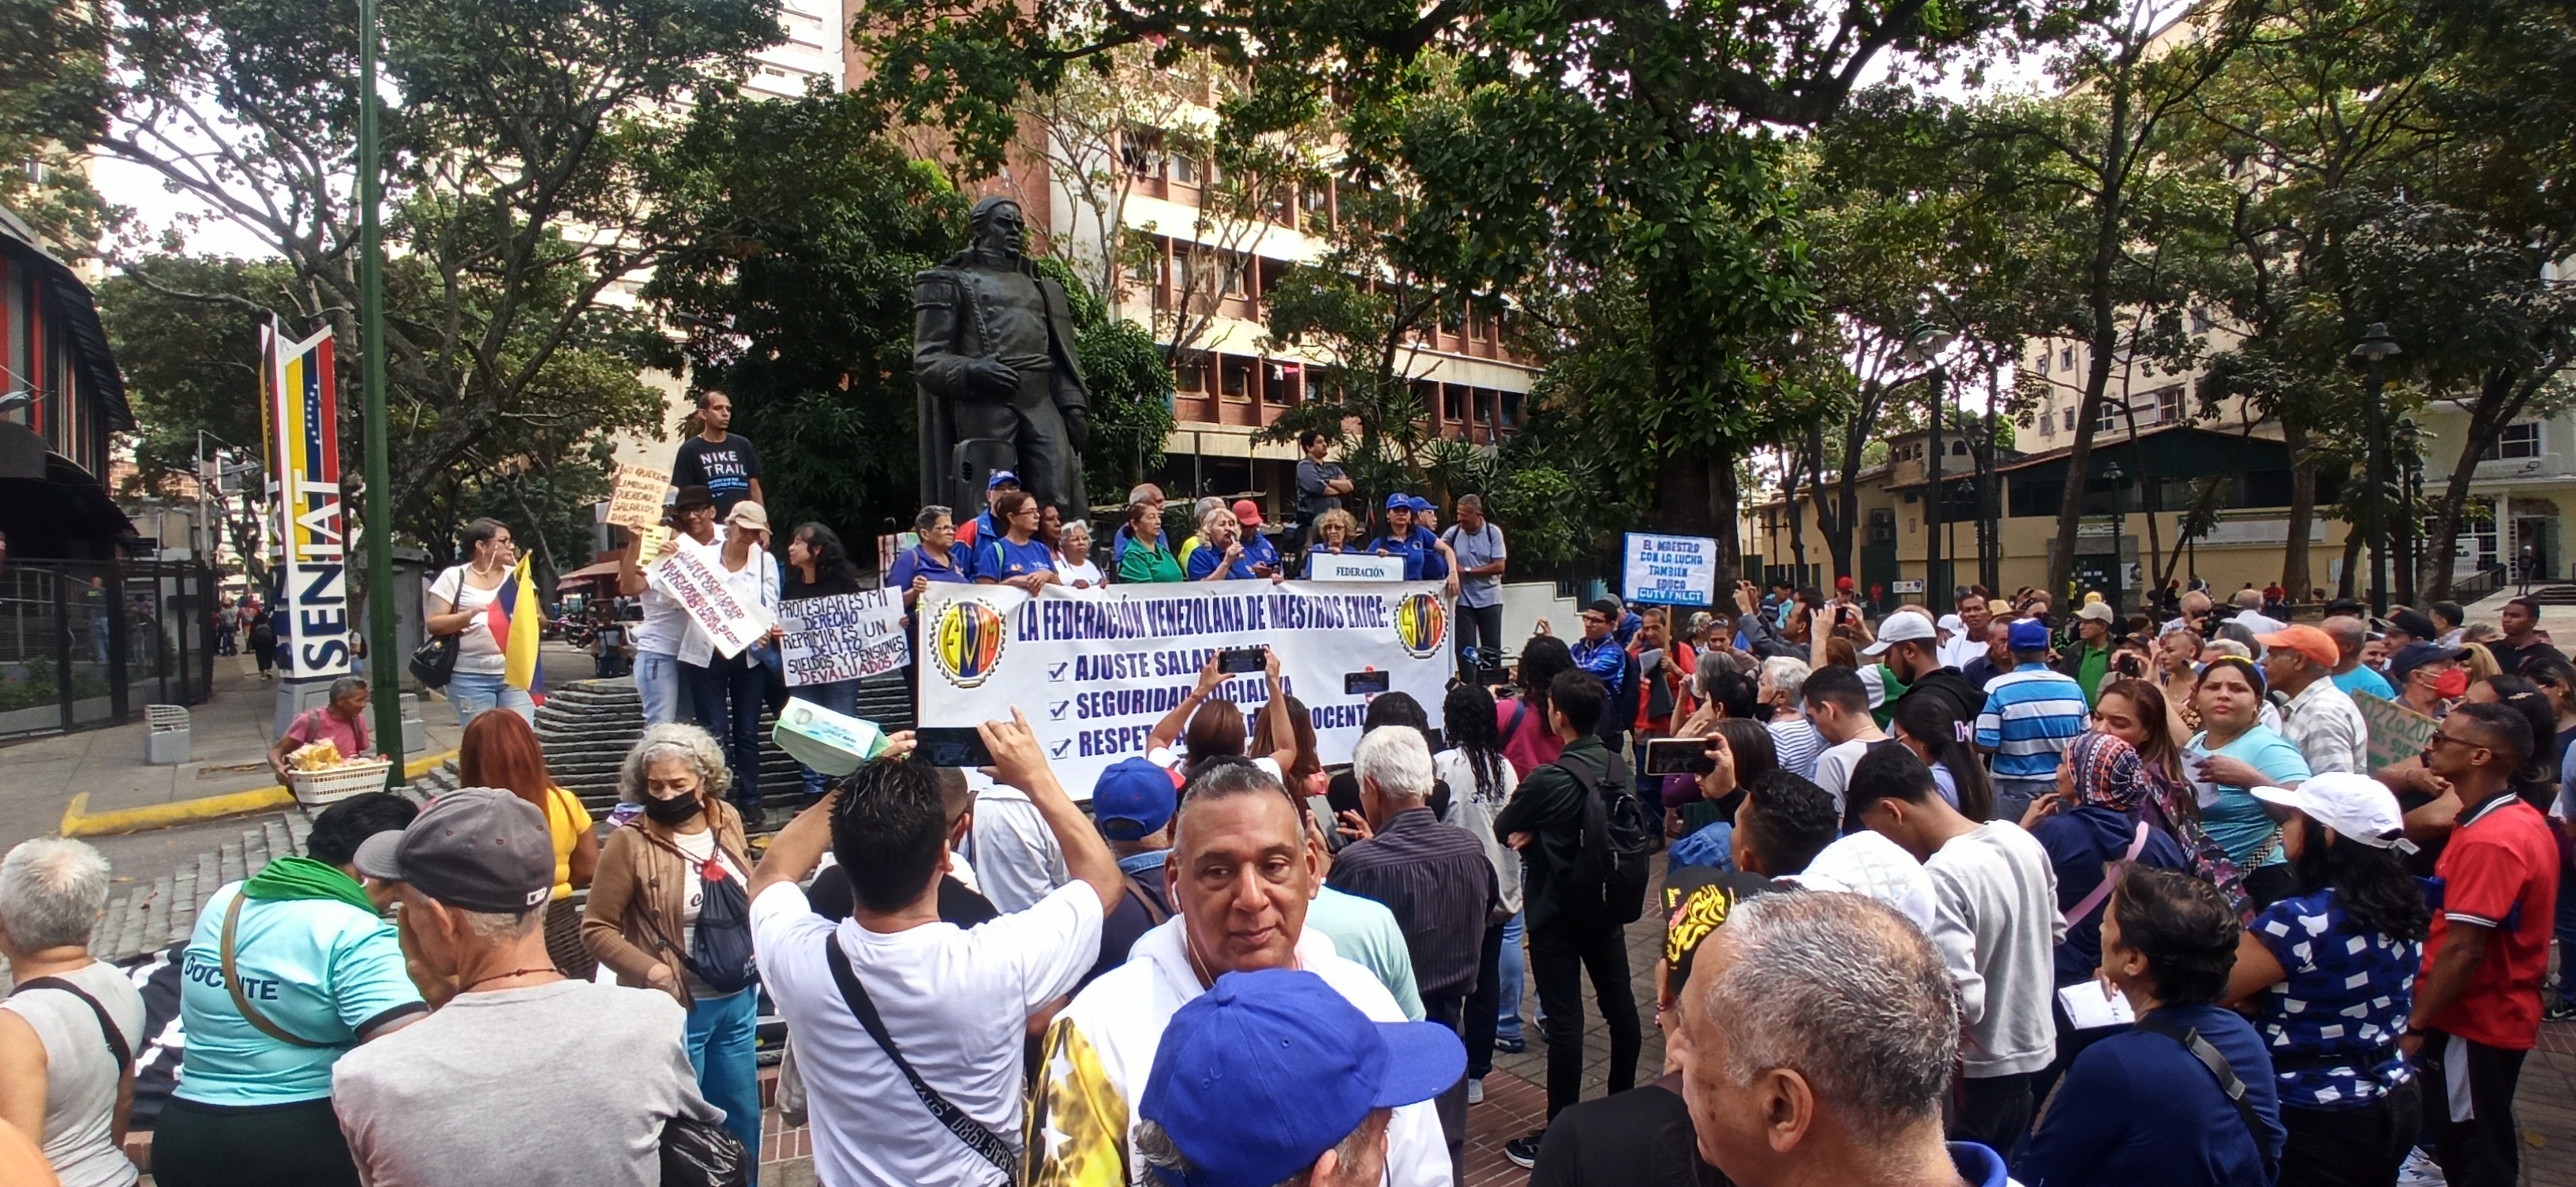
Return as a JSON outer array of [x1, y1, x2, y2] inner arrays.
[[262, 321, 352, 680], [487, 555, 546, 704]]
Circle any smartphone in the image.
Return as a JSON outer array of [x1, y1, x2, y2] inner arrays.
[[1643, 736, 1719, 777], [1345, 670, 1391, 695], [913, 726, 994, 769], [1217, 646, 1268, 675]]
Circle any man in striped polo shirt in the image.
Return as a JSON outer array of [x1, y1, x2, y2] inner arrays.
[[1972, 619, 2090, 823]]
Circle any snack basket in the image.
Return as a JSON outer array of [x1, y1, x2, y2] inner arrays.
[[287, 758, 395, 808]]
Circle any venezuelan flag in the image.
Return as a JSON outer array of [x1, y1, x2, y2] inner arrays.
[[486, 555, 547, 705]]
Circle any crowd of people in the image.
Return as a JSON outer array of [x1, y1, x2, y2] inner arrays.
[[8, 399, 2572, 1187]]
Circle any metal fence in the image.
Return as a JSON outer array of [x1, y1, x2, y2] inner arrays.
[[0, 559, 216, 740]]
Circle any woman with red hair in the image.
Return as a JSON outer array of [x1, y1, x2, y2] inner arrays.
[[458, 710, 598, 976]]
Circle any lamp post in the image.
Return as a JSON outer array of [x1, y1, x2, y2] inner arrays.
[[2353, 324, 2402, 616], [356, 0, 402, 777], [2394, 416, 2421, 606], [1906, 324, 1956, 599]]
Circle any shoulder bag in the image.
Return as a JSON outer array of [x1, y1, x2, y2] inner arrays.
[[659, 1114, 751, 1187], [2061, 821, 2151, 927], [2132, 1013, 2278, 1183], [823, 938, 1019, 1183], [220, 893, 334, 1049], [8, 976, 132, 1069]]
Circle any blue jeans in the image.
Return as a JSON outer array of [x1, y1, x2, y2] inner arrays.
[[1496, 911, 1526, 1041], [445, 668, 535, 728], [685, 988, 761, 1183], [636, 651, 684, 725], [686, 653, 766, 814], [795, 679, 863, 799]]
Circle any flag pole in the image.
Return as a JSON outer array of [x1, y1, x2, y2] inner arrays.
[[358, 0, 404, 781]]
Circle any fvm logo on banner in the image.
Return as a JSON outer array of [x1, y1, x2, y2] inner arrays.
[[264, 322, 351, 679]]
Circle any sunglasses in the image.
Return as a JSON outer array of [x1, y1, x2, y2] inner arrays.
[[2424, 732, 2486, 752]]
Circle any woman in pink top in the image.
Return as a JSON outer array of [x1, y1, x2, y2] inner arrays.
[[1496, 635, 1576, 777]]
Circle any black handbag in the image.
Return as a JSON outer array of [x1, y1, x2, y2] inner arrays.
[[659, 1114, 750, 1187], [409, 632, 459, 690]]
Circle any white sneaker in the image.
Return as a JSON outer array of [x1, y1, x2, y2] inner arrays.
[[2396, 1148, 2446, 1187], [1466, 1078, 1484, 1105]]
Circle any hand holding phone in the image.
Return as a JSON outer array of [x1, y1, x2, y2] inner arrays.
[[913, 726, 995, 769], [1218, 646, 1268, 675]]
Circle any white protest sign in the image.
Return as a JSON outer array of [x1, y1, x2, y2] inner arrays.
[[916, 580, 1454, 796], [1305, 552, 1405, 582], [1623, 533, 1718, 606], [649, 550, 773, 659], [779, 590, 909, 687], [605, 462, 671, 531]]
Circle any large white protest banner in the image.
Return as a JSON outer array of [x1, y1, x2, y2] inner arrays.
[[1623, 532, 1718, 606], [650, 551, 773, 659], [917, 580, 1453, 796], [780, 590, 909, 686]]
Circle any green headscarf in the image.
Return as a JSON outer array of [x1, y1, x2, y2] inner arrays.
[[241, 854, 379, 916]]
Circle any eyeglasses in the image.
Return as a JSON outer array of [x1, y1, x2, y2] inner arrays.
[[2424, 732, 2484, 751]]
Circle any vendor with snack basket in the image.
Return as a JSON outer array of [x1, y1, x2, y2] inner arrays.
[[269, 675, 379, 784]]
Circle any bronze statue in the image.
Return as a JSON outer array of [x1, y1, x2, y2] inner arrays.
[[913, 197, 1090, 518]]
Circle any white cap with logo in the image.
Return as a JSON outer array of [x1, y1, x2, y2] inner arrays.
[[1862, 611, 1938, 657], [2251, 772, 2419, 853]]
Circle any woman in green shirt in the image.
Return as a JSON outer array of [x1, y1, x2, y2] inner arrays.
[[1117, 500, 1182, 582]]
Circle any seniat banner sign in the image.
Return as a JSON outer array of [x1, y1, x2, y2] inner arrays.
[[263, 321, 350, 679], [916, 580, 1454, 796]]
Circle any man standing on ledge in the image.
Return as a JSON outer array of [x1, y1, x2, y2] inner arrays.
[[669, 389, 763, 516], [914, 197, 1090, 519]]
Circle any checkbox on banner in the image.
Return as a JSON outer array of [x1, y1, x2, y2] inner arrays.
[[1051, 739, 1074, 758], [1049, 661, 1071, 680], [1050, 701, 1070, 719]]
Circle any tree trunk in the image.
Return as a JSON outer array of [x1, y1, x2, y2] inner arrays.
[[2278, 411, 2316, 601], [1709, 455, 1742, 588], [2338, 529, 2364, 600], [1787, 437, 1813, 581]]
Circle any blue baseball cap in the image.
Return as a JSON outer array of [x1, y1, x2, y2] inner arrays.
[[1092, 758, 1182, 841], [1383, 492, 1413, 511], [1407, 496, 1433, 512], [987, 470, 1020, 489], [2008, 618, 2051, 651], [1140, 968, 1465, 1187]]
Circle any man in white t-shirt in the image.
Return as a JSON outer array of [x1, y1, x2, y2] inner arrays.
[[1844, 744, 2060, 1161], [748, 712, 1125, 1187], [1024, 760, 1455, 1187], [1799, 665, 1886, 815], [616, 485, 723, 725]]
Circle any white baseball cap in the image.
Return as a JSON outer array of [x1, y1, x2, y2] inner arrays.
[[2251, 773, 2418, 853], [1862, 612, 1938, 656]]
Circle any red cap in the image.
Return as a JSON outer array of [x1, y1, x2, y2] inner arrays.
[[1836, 575, 1855, 591], [1231, 499, 1264, 528]]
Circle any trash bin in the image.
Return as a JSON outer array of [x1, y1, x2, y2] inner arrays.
[[144, 705, 191, 766]]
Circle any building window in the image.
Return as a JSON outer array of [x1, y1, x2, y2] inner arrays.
[[1174, 351, 1209, 393], [1301, 184, 1331, 232], [2190, 305, 2213, 333], [1440, 384, 1465, 422], [1221, 356, 1254, 401], [1120, 128, 1163, 177], [1173, 155, 1204, 185], [2035, 350, 2050, 375], [1474, 388, 1496, 425], [2156, 385, 2183, 425], [2098, 402, 2126, 432], [2483, 422, 2543, 460], [2062, 408, 2076, 432], [2061, 346, 2076, 369], [1499, 390, 1522, 428]]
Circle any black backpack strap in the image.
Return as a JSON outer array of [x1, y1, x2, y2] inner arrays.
[[2133, 1014, 2276, 1183], [9, 976, 132, 1069], [823, 937, 1018, 1182]]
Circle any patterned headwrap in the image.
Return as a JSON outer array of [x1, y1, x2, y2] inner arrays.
[[2067, 731, 2148, 813]]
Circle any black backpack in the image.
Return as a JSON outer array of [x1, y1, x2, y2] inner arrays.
[[1551, 745, 1652, 927], [687, 856, 758, 995]]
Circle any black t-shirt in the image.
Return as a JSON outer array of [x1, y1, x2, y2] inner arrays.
[[673, 434, 762, 513], [1530, 1074, 1728, 1187], [1084, 867, 1173, 990]]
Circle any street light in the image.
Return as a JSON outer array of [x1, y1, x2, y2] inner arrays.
[[2394, 416, 2421, 605], [2353, 324, 2402, 616], [1906, 324, 1956, 599]]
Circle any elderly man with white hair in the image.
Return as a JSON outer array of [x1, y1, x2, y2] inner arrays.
[[0, 838, 145, 1187], [1327, 726, 1497, 1181], [1677, 890, 2009, 1187]]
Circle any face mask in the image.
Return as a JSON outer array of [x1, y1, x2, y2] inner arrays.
[[2434, 668, 2469, 699], [643, 792, 702, 826]]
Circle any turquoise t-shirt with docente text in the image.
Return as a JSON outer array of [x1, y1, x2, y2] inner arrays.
[[174, 882, 426, 1106], [2188, 726, 2314, 869]]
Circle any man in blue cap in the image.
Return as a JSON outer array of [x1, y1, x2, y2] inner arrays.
[[1971, 616, 2090, 823], [1133, 968, 1465, 1187], [1364, 494, 1456, 589], [950, 470, 1022, 580], [1083, 757, 1185, 987]]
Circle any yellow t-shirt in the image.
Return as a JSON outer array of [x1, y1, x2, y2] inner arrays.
[[541, 785, 593, 901]]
